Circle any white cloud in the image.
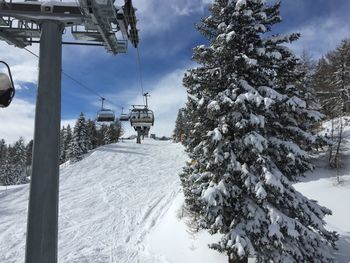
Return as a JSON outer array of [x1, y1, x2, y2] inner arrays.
[[123, 67, 188, 137], [0, 98, 35, 144], [136, 0, 211, 36], [0, 42, 39, 87], [289, 15, 350, 58], [61, 119, 76, 129], [0, 98, 78, 144]]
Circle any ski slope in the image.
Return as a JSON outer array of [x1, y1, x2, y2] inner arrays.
[[1, 136, 350, 262], [0, 139, 187, 263]]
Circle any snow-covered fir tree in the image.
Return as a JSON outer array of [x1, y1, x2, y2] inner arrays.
[[180, 0, 337, 262], [173, 108, 191, 143], [296, 51, 319, 113], [104, 124, 118, 144], [69, 113, 90, 161], [64, 124, 73, 161], [0, 160, 22, 185], [60, 126, 67, 163], [97, 124, 109, 146], [313, 40, 350, 118], [0, 138, 28, 185], [86, 119, 98, 150], [0, 139, 6, 164], [331, 40, 350, 113], [25, 139, 33, 166]]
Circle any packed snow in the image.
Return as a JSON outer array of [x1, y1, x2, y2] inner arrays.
[[1, 137, 350, 262], [0, 139, 187, 263]]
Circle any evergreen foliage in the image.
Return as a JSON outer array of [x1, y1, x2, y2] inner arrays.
[[313, 40, 350, 118], [69, 113, 90, 161], [173, 108, 191, 143], [180, 0, 337, 261], [25, 139, 33, 166], [0, 137, 29, 185], [97, 124, 109, 146], [86, 120, 98, 150], [0, 112, 123, 185]]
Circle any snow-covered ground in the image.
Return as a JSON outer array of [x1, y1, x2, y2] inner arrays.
[[0, 139, 187, 263], [1, 137, 350, 262], [295, 157, 350, 263]]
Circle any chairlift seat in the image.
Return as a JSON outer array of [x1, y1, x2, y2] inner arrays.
[[130, 108, 154, 128], [0, 72, 15, 107], [96, 109, 115, 122], [119, 113, 130, 121]]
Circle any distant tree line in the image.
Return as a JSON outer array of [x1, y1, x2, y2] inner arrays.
[[0, 137, 32, 186], [60, 112, 124, 163], [0, 112, 123, 186], [312, 39, 350, 168], [313, 39, 350, 118]]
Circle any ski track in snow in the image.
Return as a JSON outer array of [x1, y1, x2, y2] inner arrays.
[[0, 139, 187, 263]]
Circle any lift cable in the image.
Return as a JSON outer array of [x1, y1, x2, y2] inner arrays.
[[23, 47, 120, 109], [136, 46, 145, 105]]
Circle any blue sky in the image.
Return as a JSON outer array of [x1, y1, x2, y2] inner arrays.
[[1, 0, 350, 143]]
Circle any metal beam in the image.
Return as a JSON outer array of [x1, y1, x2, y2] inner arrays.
[[25, 20, 63, 263], [30, 39, 104, 46]]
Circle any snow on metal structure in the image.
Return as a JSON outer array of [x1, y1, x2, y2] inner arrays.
[[0, 0, 139, 54]]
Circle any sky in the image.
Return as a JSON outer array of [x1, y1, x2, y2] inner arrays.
[[1, 0, 350, 143]]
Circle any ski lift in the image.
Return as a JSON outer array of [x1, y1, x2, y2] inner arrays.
[[129, 106, 154, 129], [0, 61, 15, 108], [119, 107, 130, 121], [96, 98, 115, 122]]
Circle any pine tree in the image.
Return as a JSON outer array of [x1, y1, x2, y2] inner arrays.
[[25, 139, 33, 166], [296, 51, 319, 112], [64, 124, 73, 161], [0, 138, 28, 185], [97, 124, 109, 146], [173, 108, 190, 143], [24, 139, 33, 178], [86, 119, 98, 150], [60, 126, 67, 164], [0, 139, 7, 184], [104, 123, 121, 144], [313, 40, 350, 118], [69, 113, 89, 161], [180, 1, 337, 262], [331, 40, 350, 113], [0, 139, 6, 164]]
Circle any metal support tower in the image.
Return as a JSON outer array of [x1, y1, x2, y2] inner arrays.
[[26, 21, 63, 263], [0, 0, 139, 262]]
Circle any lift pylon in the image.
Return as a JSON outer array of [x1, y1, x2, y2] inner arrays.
[[0, 1, 139, 262]]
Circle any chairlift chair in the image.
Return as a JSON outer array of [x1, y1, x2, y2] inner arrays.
[[96, 98, 116, 122], [119, 113, 130, 121], [119, 107, 130, 121], [0, 61, 15, 108], [96, 109, 115, 122], [129, 106, 154, 129]]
